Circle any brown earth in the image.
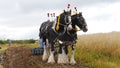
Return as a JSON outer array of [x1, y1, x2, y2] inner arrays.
[[2, 46, 89, 68]]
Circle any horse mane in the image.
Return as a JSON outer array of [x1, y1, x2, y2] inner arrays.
[[71, 13, 79, 32], [71, 13, 78, 19], [55, 12, 65, 31]]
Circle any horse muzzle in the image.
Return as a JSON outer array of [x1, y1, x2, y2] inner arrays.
[[83, 28, 88, 32]]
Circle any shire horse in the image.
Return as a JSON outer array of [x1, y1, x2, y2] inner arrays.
[[39, 10, 72, 63], [39, 11, 88, 64], [56, 12, 88, 64]]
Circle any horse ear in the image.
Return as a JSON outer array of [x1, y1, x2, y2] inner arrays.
[[79, 12, 82, 16], [64, 10, 66, 13], [70, 10, 71, 13]]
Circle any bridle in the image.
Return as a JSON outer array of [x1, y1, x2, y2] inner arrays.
[[64, 15, 71, 25]]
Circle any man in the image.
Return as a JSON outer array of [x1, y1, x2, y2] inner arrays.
[[39, 38, 44, 49]]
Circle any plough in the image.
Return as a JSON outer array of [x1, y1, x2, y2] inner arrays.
[[31, 47, 44, 55]]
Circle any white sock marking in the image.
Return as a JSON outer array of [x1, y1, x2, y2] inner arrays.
[[47, 51, 55, 63], [42, 45, 49, 61], [70, 50, 76, 64], [58, 47, 69, 64]]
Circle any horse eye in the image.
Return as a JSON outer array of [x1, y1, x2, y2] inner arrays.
[[81, 18, 84, 21], [82, 25, 86, 28]]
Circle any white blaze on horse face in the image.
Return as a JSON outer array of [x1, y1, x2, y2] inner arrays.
[[47, 51, 55, 63], [68, 16, 71, 23], [58, 47, 69, 64]]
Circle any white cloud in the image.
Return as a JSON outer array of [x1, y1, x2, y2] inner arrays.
[[78, 2, 120, 34], [0, 25, 39, 40], [0, 0, 120, 39]]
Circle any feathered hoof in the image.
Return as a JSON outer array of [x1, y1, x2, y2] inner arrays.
[[57, 60, 69, 64], [57, 54, 69, 64], [42, 55, 48, 61], [70, 60, 76, 65], [47, 59, 55, 64], [47, 54, 55, 64]]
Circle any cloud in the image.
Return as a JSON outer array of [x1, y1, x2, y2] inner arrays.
[[79, 2, 120, 34], [0, 25, 39, 40], [0, 0, 120, 39]]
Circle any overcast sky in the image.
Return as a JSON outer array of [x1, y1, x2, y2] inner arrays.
[[0, 0, 120, 40]]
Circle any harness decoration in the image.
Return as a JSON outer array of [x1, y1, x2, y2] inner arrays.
[[55, 15, 60, 31], [74, 25, 78, 31]]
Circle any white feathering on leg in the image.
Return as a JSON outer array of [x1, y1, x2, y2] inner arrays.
[[57, 53, 63, 63], [70, 50, 76, 64], [42, 45, 49, 61], [58, 47, 69, 64], [47, 51, 55, 63]]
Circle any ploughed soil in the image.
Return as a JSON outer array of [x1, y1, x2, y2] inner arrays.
[[2, 46, 89, 68]]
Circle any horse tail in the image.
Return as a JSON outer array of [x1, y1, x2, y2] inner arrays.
[[39, 26, 41, 38], [39, 24, 43, 38]]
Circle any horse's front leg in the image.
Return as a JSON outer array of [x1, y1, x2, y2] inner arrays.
[[70, 44, 76, 64], [58, 43, 69, 64], [47, 42, 55, 63]]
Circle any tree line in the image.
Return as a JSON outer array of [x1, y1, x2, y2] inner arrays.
[[0, 39, 36, 44]]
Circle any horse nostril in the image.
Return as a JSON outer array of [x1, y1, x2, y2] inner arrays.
[[83, 28, 88, 32]]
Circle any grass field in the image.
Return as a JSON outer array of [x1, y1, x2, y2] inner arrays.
[[75, 32, 120, 68], [0, 32, 120, 68]]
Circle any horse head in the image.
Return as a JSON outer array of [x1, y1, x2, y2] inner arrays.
[[59, 10, 71, 26], [56, 10, 71, 31], [71, 12, 88, 32]]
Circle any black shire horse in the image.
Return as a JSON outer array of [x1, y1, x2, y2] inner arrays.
[[56, 12, 88, 64], [39, 10, 72, 63]]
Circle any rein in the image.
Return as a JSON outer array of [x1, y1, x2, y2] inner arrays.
[[53, 26, 67, 43]]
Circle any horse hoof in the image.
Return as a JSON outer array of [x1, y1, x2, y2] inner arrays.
[[42, 54, 49, 61], [70, 60, 76, 65], [47, 58, 55, 63], [48, 62, 55, 64]]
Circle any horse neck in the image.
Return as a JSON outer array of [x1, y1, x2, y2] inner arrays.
[[55, 14, 66, 33], [71, 16, 81, 32], [59, 13, 66, 25], [71, 18, 77, 28]]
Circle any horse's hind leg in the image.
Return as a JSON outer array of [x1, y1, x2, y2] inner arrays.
[[70, 44, 76, 64], [42, 39, 50, 61], [47, 42, 55, 63]]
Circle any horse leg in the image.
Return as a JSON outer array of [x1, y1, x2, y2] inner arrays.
[[58, 43, 69, 64], [47, 42, 55, 63], [46, 39, 50, 57], [70, 44, 76, 64], [42, 42, 47, 61], [42, 39, 49, 61], [63, 45, 69, 63]]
